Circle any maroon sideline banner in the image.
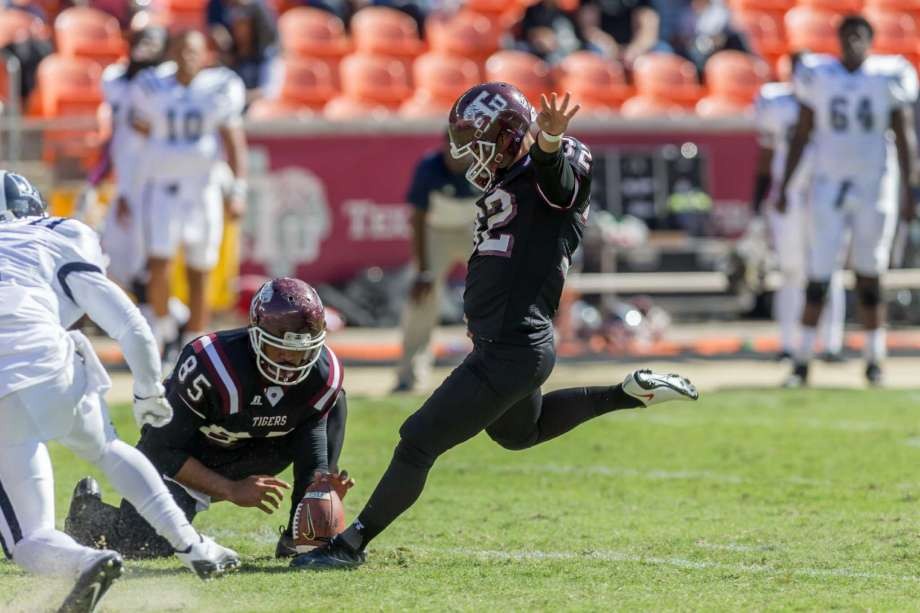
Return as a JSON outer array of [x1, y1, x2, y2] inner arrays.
[[242, 119, 758, 284]]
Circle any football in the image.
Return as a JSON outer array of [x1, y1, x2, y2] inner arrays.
[[292, 481, 346, 552]]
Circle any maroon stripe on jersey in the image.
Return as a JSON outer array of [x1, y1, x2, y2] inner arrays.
[[536, 175, 581, 210], [193, 335, 231, 415], [210, 334, 243, 412], [308, 346, 343, 412]]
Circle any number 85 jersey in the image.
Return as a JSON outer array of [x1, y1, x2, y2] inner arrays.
[[464, 137, 593, 346], [795, 53, 918, 182], [131, 64, 245, 179]]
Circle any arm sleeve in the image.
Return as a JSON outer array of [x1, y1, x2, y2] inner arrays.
[[793, 60, 819, 108], [288, 416, 330, 530], [889, 61, 919, 108], [325, 391, 347, 471], [530, 137, 593, 210], [406, 159, 432, 211], [217, 73, 246, 127], [66, 271, 164, 398], [753, 94, 775, 149]]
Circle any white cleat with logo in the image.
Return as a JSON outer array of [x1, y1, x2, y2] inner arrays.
[[176, 535, 241, 580], [622, 369, 699, 407]]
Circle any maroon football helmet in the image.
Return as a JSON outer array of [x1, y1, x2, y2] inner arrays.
[[447, 82, 536, 191], [249, 277, 326, 385]]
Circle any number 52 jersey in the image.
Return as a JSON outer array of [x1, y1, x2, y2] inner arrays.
[[795, 53, 918, 182], [130, 64, 245, 179]]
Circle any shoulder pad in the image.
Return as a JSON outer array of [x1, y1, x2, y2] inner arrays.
[[48, 218, 107, 270], [758, 81, 793, 102], [102, 62, 128, 84], [308, 346, 344, 415]]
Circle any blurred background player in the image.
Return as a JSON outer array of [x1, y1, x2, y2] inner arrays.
[[752, 52, 845, 363], [394, 133, 479, 393], [66, 278, 351, 560], [778, 16, 920, 387], [0, 172, 240, 613], [131, 30, 249, 355]]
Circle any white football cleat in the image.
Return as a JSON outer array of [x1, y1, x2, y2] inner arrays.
[[176, 535, 240, 580], [622, 369, 699, 407]]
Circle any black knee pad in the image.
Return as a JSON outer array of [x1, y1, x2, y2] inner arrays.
[[805, 280, 830, 305], [393, 437, 437, 471], [858, 282, 882, 307], [485, 427, 538, 451]]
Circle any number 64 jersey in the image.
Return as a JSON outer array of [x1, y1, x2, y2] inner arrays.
[[464, 137, 593, 346]]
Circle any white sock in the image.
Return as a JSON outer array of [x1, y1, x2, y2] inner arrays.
[[796, 326, 818, 363], [864, 328, 886, 363], [96, 440, 198, 551], [774, 283, 803, 353], [12, 528, 101, 578], [820, 274, 846, 354]]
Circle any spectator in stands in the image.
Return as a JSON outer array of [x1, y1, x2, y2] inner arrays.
[[670, 0, 750, 72], [295, 0, 356, 22], [209, 0, 279, 102], [579, 0, 663, 67], [1, 1, 52, 99], [371, 0, 432, 35], [3, 0, 46, 20], [517, 0, 588, 64], [394, 134, 478, 393]]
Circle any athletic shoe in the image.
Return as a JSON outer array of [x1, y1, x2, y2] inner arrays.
[[866, 362, 883, 387], [783, 363, 809, 388], [176, 535, 240, 580], [290, 536, 366, 570], [65, 477, 114, 549], [622, 369, 699, 407], [275, 526, 297, 559], [775, 350, 793, 362], [819, 352, 846, 364], [58, 550, 122, 613]]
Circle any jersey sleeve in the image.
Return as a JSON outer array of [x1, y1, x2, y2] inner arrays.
[[793, 57, 823, 109], [753, 92, 776, 149], [307, 346, 344, 417], [164, 341, 220, 423], [406, 157, 434, 211], [54, 218, 108, 273], [888, 60, 919, 107], [101, 64, 126, 106], [530, 136, 593, 211], [129, 68, 159, 125], [214, 71, 246, 127]]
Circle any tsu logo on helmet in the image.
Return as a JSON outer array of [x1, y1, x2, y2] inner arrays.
[[463, 91, 509, 131]]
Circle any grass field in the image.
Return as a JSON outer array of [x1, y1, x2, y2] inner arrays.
[[4, 386, 920, 611]]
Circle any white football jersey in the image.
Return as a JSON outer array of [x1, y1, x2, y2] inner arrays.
[[131, 63, 245, 179], [0, 217, 108, 397], [102, 63, 147, 194], [754, 81, 813, 189], [795, 53, 918, 181]]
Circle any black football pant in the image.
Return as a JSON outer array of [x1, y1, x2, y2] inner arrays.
[[90, 435, 325, 558], [351, 339, 641, 548]]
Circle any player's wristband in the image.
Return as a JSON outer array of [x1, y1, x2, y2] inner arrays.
[[231, 178, 248, 199], [540, 131, 563, 143]]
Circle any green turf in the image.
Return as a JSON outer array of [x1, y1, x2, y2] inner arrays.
[[4, 387, 920, 611]]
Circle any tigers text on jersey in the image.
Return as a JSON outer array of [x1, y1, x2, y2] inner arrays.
[[155, 329, 343, 454], [0, 217, 107, 397], [795, 54, 918, 181], [130, 64, 245, 179], [754, 81, 813, 191], [463, 137, 593, 345]]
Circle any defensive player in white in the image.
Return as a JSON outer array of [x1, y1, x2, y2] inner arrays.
[[131, 30, 248, 352], [0, 173, 240, 613], [753, 52, 845, 362], [778, 16, 920, 387]]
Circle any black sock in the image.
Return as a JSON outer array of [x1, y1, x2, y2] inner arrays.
[[530, 384, 641, 446]]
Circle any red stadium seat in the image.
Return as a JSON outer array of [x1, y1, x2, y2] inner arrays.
[[350, 6, 425, 63], [248, 97, 315, 120], [278, 58, 338, 110], [324, 95, 395, 120], [54, 7, 126, 65], [866, 0, 920, 29], [796, 0, 864, 13], [732, 10, 787, 73], [554, 51, 632, 114], [620, 95, 690, 117], [425, 10, 502, 67], [30, 54, 103, 117], [484, 50, 552, 107], [159, 0, 209, 32], [703, 51, 770, 105], [631, 53, 702, 108], [278, 8, 351, 65], [401, 52, 481, 117], [696, 96, 755, 117], [728, 0, 795, 18], [784, 6, 842, 55], [337, 53, 412, 108], [865, 8, 920, 64], [0, 9, 49, 46]]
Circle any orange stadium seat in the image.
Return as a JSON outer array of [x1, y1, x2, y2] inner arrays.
[[0, 9, 49, 46], [336, 52, 412, 108], [865, 9, 920, 63], [796, 0, 864, 14], [30, 54, 103, 117], [703, 51, 770, 105], [324, 96, 395, 120], [0, 61, 9, 103], [554, 51, 632, 114], [248, 97, 315, 120], [400, 52, 481, 118], [484, 50, 552, 106], [696, 96, 755, 117], [54, 7, 126, 65], [620, 95, 689, 117], [631, 53, 702, 108], [733, 10, 787, 73], [866, 0, 920, 28], [278, 8, 351, 65], [426, 10, 502, 67], [785, 6, 842, 55], [278, 58, 338, 110], [350, 6, 425, 63], [728, 0, 795, 18], [160, 0, 209, 32]]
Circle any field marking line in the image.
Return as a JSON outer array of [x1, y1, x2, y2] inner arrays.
[[418, 546, 920, 583]]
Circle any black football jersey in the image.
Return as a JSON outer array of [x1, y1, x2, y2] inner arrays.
[[464, 137, 593, 345], [161, 328, 344, 450]]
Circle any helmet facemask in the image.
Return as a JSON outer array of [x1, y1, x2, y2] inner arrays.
[[249, 326, 326, 386]]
